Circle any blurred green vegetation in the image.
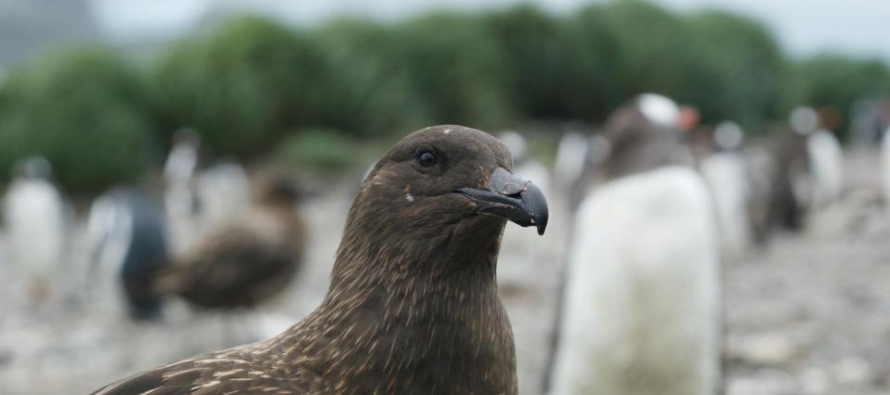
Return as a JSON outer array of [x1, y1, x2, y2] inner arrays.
[[0, 47, 156, 193], [276, 128, 375, 171], [1, 1, 889, 193], [153, 16, 324, 157], [389, 13, 515, 129], [788, 55, 890, 140], [684, 10, 788, 126]]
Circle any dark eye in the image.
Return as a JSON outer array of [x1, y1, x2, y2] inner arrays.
[[418, 149, 437, 167]]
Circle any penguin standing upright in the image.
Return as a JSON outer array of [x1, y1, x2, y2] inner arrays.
[[699, 121, 753, 257], [549, 94, 721, 395], [86, 187, 170, 319], [2, 157, 73, 306]]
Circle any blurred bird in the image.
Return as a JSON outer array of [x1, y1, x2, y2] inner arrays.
[[549, 95, 721, 395], [699, 121, 754, 257], [1, 156, 74, 306], [164, 128, 203, 255], [553, 124, 589, 199], [154, 169, 305, 311], [193, 160, 251, 230], [805, 127, 844, 210], [163, 129, 252, 255], [882, 127, 890, 210], [91, 125, 548, 395], [85, 187, 170, 320], [764, 107, 824, 232], [740, 145, 776, 244], [163, 128, 201, 212]]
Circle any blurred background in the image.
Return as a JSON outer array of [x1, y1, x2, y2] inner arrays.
[[1, 0, 890, 394]]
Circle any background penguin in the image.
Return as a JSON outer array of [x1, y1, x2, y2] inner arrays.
[[549, 94, 721, 395], [699, 121, 753, 257], [758, 110, 813, 234], [553, 123, 590, 201], [882, 127, 890, 212], [84, 187, 170, 320], [806, 127, 844, 210], [163, 128, 203, 256], [2, 156, 74, 307], [162, 129, 251, 255], [193, 160, 251, 230]]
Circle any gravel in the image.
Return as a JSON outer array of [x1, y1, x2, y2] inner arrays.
[[1, 149, 888, 395]]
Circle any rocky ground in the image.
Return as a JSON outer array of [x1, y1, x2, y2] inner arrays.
[[723, 147, 890, 395], [1, 149, 888, 395]]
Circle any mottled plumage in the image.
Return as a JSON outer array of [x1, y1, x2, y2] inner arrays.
[[93, 125, 548, 395], [154, 171, 305, 310]]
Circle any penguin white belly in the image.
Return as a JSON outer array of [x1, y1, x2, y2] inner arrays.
[[554, 132, 589, 190], [551, 166, 720, 395], [700, 153, 751, 256], [85, 194, 135, 313], [3, 180, 68, 277], [807, 130, 843, 209]]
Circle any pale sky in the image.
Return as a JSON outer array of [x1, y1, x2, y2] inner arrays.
[[87, 0, 890, 61]]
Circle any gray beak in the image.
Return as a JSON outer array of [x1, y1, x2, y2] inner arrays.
[[458, 167, 549, 235]]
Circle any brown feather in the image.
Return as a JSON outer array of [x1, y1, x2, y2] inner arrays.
[[154, 172, 305, 309], [93, 126, 524, 395]]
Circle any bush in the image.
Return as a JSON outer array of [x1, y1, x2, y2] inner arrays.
[[5, 2, 890, 192], [590, 1, 697, 106], [485, 6, 568, 120], [387, 13, 515, 129], [684, 11, 788, 129], [0, 46, 155, 193], [483, 5, 617, 123], [789, 54, 890, 137], [153, 15, 328, 157], [310, 19, 426, 137], [275, 128, 391, 171]]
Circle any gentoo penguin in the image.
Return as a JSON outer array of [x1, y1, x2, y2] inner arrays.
[[497, 131, 552, 289], [765, 106, 844, 232], [699, 121, 753, 257], [162, 129, 251, 254], [756, 110, 814, 233], [85, 187, 170, 319], [193, 160, 251, 229], [882, 127, 890, 210], [164, 128, 202, 255], [2, 156, 74, 305], [740, 144, 776, 245], [554, 124, 590, 196], [549, 94, 721, 395], [803, 125, 843, 210], [163, 128, 201, 214]]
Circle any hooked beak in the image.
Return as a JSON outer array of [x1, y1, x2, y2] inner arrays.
[[458, 167, 549, 235]]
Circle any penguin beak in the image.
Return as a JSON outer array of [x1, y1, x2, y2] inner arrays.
[[458, 167, 549, 235]]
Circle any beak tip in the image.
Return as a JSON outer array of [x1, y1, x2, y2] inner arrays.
[[535, 213, 548, 235]]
